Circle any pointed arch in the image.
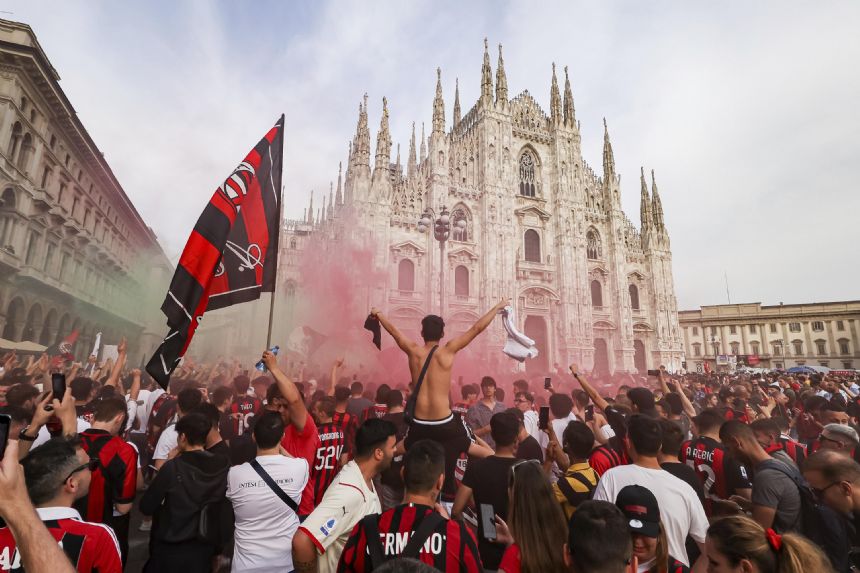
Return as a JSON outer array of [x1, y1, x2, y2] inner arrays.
[[517, 146, 541, 198], [450, 203, 472, 242], [586, 227, 602, 260]]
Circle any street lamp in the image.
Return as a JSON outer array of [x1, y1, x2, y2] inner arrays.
[[417, 205, 466, 315]]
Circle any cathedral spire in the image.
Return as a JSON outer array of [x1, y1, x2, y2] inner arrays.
[[550, 63, 562, 125], [395, 143, 401, 174], [640, 167, 652, 231], [651, 169, 664, 230], [335, 161, 343, 205], [307, 190, 314, 224], [495, 43, 508, 105], [408, 122, 417, 178], [480, 38, 493, 105], [453, 78, 461, 128], [602, 118, 616, 180], [322, 192, 327, 222], [374, 96, 391, 171], [353, 93, 371, 169], [563, 65, 575, 127], [419, 122, 427, 162], [328, 183, 334, 220], [432, 68, 445, 135]]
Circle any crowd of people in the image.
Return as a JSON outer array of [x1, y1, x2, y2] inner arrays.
[[0, 302, 859, 572]]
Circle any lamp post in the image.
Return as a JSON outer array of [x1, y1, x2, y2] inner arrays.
[[418, 205, 466, 315]]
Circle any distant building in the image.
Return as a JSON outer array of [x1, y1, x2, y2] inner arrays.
[[679, 301, 860, 372], [279, 40, 684, 374], [0, 19, 172, 364]]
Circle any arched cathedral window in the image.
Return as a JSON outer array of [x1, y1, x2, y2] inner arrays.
[[451, 208, 470, 242], [586, 229, 602, 260], [629, 284, 640, 310], [398, 259, 415, 292], [519, 150, 537, 197], [454, 266, 469, 297], [524, 229, 541, 263]]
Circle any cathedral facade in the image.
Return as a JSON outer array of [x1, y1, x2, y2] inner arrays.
[[282, 41, 683, 375]]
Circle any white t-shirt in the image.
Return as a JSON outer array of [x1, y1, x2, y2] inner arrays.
[[152, 424, 178, 461], [592, 464, 708, 566], [227, 455, 309, 572], [297, 460, 380, 573], [143, 388, 166, 426], [551, 413, 577, 440], [135, 389, 152, 430], [34, 418, 91, 448]]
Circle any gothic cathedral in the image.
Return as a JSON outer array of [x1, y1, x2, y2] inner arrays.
[[283, 40, 683, 376]]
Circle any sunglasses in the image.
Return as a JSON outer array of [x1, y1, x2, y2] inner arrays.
[[811, 481, 841, 500], [508, 459, 541, 487], [64, 459, 99, 483]]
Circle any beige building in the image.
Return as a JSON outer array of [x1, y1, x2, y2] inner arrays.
[[277, 41, 684, 375], [679, 301, 860, 372], [0, 20, 172, 365]]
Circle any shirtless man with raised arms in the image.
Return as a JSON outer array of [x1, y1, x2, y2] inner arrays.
[[370, 300, 507, 463]]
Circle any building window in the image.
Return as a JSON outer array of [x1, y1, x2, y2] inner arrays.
[[452, 209, 470, 242], [692, 326, 698, 336], [629, 284, 640, 310], [815, 340, 826, 355], [64, 154, 70, 167], [285, 281, 296, 297], [730, 342, 740, 355], [750, 341, 760, 355], [692, 343, 701, 357], [40, 166, 51, 189], [524, 229, 541, 262], [25, 232, 38, 265], [60, 253, 69, 280], [837, 320, 845, 331], [819, 361, 829, 368], [729, 325, 737, 335], [793, 340, 803, 356], [44, 243, 55, 274], [749, 325, 756, 334], [590, 280, 603, 308], [586, 229, 601, 260], [844, 362, 853, 369], [518, 150, 537, 197], [811, 321, 824, 332], [289, 238, 296, 249], [769, 323, 777, 333], [789, 322, 801, 332], [49, 134, 56, 149], [773, 343, 782, 356], [17, 133, 33, 172], [710, 326, 717, 336], [7, 122, 22, 159], [398, 259, 415, 292], [839, 340, 850, 355], [454, 265, 469, 297], [775, 362, 783, 369]]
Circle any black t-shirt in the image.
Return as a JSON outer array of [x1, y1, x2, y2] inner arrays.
[[516, 435, 544, 462], [206, 440, 231, 465], [661, 461, 705, 504], [380, 412, 408, 489], [461, 455, 520, 570]]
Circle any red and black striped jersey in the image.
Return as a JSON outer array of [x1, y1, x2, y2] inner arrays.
[[337, 503, 482, 573], [0, 507, 122, 572], [360, 404, 388, 423], [313, 422, 346, 503], [451, 402, 470, 417], [766, 437, 808, 467], [589, 442, 629, 477], [145, 393, 176, 455], [229, 396, 263, 438], [332, 410, 357, 456], [680, 436, 751, 516], [77, 429, 138, 524]]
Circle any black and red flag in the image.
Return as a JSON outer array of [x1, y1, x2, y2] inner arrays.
[[146, 116, 284, 388]]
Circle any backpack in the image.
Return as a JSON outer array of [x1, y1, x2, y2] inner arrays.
[[759, 459, 849, 572], [556, 471, 596, 508]]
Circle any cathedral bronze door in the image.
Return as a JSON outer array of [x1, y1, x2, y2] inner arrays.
[[524, 315, 549, 374], [593, 338, 610, 376], [634, 340, 647, 373]]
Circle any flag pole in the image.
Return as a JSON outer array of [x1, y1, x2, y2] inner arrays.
[[265, 184, 285, 349]]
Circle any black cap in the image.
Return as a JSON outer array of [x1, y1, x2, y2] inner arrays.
[[616, 485, 661, 538]]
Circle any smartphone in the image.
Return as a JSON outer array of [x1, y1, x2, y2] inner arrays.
[[647, 369, 661, 377], [0, 414, 11, 460], [544, 377, 552, 390], [479, 504, 497, 541], [51, 373, 66, 400], [585, 404, 594, 422], [538, 406, 550, 430]]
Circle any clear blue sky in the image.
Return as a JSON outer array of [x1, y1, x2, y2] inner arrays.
[[8, 0, 860, 309]]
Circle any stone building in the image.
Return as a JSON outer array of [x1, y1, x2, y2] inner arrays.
[[280, 41, 684, 375], [680, 301, 860, 372], [0, 19, 172, 365]]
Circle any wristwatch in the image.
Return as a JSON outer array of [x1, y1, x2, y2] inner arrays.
[[18, 426, 38, 442]]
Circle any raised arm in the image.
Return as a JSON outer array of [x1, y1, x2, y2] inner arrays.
[[262, 350, 309, 432], [372, 308, 414, 353], [657, 369, 695, 418], [569, 363, 610, 412], [328, 358, 343, 397], [446, 298, 509, 354]]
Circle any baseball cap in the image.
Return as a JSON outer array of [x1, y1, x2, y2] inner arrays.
[[616, 485, 661, 538], [822, 423, 860, 446]]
